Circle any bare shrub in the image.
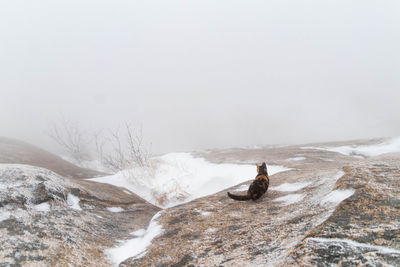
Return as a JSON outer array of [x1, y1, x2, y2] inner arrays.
[[94, 123, 150, 172], [48, 118, 92, 165], [49, 118, 150, 172]]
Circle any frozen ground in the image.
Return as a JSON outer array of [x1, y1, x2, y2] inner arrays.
[[90, 153, 290, 208], [320, 189, 355, 205], [105, 211, 164, 266], [302, 136, 400, 158], [273, 193, 305, 206], [270, 181, 312, 192], [0, 163, 160, 266], [285, 156, 306, 161]]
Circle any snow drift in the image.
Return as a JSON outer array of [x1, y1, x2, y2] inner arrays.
[[90, 153, 290, 208], [302, 137, 400, 158]]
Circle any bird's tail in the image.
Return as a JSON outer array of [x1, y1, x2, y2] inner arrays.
[[227, 192, 251, 201]]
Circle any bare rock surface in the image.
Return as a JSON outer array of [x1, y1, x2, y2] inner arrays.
[[122, 139, 400, 266], [2, 137, 400, 266], [288, 157, 400, 266], [0, 164, 160, 266]]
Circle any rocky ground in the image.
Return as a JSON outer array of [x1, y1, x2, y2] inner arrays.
[[122, 140, 400, 266], [0, 165, 159, 266], [1, 138, 400, 266]]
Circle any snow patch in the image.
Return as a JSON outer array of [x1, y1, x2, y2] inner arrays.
[[200, 211, 212, 216], [131, 229, 146, 237], [67, 193, 82, 211], [301, 137, 400, 158], [270, 182, 311, 192], [33, 202, 50, 212], [233, 184, 250, 192], [106, 211, 164, 266], [273, 194, 305, 206], [307, 237, 400, 255], [321, 189, 355, 205], [195, 208, 212, 216], [0, 209, 11, 222], [107, 207, 124, 213], [90, 153, 290, 208], [285, 157, 306, 161]]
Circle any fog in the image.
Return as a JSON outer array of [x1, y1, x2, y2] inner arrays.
[[1, 0, 399, 154]]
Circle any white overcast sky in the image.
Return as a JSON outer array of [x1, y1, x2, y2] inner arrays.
[[0, 0, 399, 153]]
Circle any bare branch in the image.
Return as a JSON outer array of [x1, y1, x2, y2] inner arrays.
[[47, 118, 91, 165]]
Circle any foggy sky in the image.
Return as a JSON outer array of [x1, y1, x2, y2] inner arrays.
[[1, 0, 399, 154]]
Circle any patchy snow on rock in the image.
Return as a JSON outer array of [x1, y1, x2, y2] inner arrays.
[[195, 208, 212, 216], [67, 193, 82, 211], [0, 208, 11, 222], [321, 189, 355, 205], [285, 157, 306, 161], [270, 182, 312, 192], [200, 211, 212, 217], [233, 184, 250, 192], [0, 164, 71, 206], [107, 207, 124, 213], [307, 237, 400, 255], [301, 137, 400, 158], [273, 193, 305, 206], [34, 202, 51, 212], [90, 153, 290, 208], [106, 211, 164, 266]]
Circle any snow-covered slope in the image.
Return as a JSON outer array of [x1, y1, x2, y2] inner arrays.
[[90, 153, 290, 208], [302, 136, 400, 158]]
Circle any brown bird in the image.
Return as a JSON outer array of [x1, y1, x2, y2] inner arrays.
[[227, 162, 269, 201]]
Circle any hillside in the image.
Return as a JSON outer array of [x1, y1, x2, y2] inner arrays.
[[0, 138, 160, 266], [1, 137, 400, 266], [120, 138, 400, 266], [0, 137, 106, 179]]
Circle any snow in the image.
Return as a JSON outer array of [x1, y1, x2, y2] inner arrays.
[[131, 229, 146, 237], [33, 202, 51, 212], [321, 189, 355, 205], [90, 153, 290, 208], [0, 164, 71, 207], [301, 137, 400, 158], [67, 193, 82, 211], [233, 184, 250, 192], [307, 237, 400, 255], [195, 208, 212, 216], [106, 211, 164, 266], [285, 157, 306, 161], [270, 181, 311, 192], [0, 209, 11, 222], [273, 193, 305, 206], [107, 207, 124, 213], [200, 211, 212, 216]]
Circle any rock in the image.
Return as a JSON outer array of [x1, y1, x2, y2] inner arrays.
[[0, 164, 160, 266], [122, 139, 400, 266], [2, 138, 400, 266]]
